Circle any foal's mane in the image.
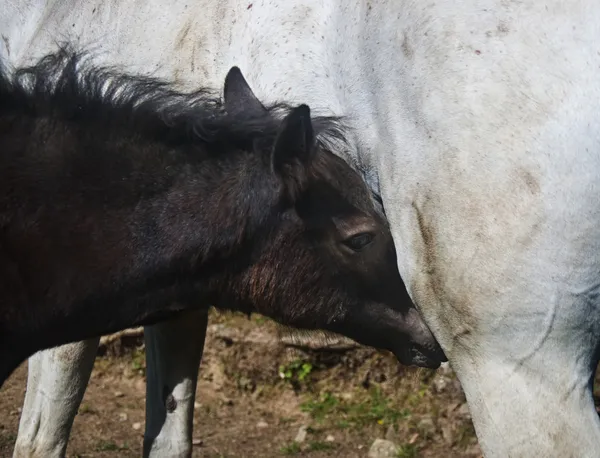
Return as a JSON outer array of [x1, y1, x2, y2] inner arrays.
[[0, 45, 348, 153]]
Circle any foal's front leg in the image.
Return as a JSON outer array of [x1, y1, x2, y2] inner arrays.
[[143, 309, 209, 458], [13, 339, 99, 458]]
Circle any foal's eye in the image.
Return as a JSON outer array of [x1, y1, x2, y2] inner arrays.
[[342, 232, 375, 252]]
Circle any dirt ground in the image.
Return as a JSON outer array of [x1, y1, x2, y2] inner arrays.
[[1, 310, 599, 458]]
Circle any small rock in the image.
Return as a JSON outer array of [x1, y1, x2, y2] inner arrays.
[[358, 444, 364, 450], [457, 403, 471, 420], [192, 438, 203, 446], [118, 412, 128, 422], [325, 435, 335, 442], [368, 438, 398, 458], [439, 361, 454, 375], [132, 422, 142, 431], [433, 375, 449, 393], [256, 420, 268, 428], [194, 402, 201, 410], [114, 391, 124, 398], [295, 425, 308, 443]]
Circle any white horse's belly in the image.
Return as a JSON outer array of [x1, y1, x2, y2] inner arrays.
[[374, 3, 600, 454]]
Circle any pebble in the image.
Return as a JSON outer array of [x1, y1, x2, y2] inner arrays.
[[457, 402, 472, 420], [368, 438, 398, 458], [433, 375, 450, 393], [295, 425, 308, 443], [118, 412, 128, 422], [132, 422, 142, 431], [192, 438, 203, 446], [256, 420, 268, 428], [114, 391, 124, 398], [325, 435, 335, 442]]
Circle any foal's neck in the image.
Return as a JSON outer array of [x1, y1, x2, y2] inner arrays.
[[100, 121, 280, 265]]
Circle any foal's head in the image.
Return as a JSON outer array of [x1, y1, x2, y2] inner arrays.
[[0, 48, 444, 368], [218, 69, 445, 368]]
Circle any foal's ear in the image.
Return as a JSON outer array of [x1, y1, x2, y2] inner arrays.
[[272, 104, 315, 177], [223, 66, 267, 115]]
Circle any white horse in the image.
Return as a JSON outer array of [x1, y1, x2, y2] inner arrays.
[[3, 1, 600, 457]]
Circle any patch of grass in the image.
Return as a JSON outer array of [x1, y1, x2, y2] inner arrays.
[[336, 419, 351, 429], [397, 444, 419, 457], [300, 387, 410, 428], [252, 314, 269, 325], [95, 440, 128, 452], [78, 403, 94, 415], [300, 392, 339, 422], [308, 440, 336, 451], [130, 347, 146, 376], [280, 441, 302, 455]]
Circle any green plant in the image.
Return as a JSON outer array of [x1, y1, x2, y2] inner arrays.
[[78, 403, 94, 414], [300, 392, 339, 422], [130, 347, 146, 375], [252, 314, 269, 325], [278, 359, 313, 384]]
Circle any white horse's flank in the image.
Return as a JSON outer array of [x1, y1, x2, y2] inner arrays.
[[3, 1, 600, 457]]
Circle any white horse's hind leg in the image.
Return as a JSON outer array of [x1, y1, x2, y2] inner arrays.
[[143, 310, 209, 458], [13, 339, 99, 458]]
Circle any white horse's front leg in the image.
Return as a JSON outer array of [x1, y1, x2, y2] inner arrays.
[[453, 349, 600, 458], [13, 339, 99, 458], [143, 309, 209, 458]]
